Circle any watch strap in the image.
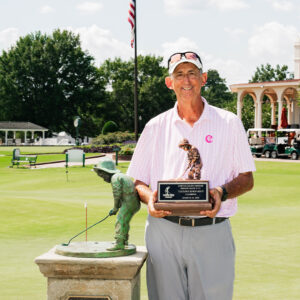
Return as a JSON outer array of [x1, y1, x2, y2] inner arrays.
[[221, 185, 228, 202]]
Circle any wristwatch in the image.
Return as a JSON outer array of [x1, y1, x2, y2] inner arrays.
[[220, 185, 228, 202]]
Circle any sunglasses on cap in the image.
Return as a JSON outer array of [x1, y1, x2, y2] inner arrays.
[[167, 51, 203, 73]]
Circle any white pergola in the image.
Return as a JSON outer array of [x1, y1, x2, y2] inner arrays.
[[230, 38, 300, 129], [0, 121, 48, 145], [230, 79, 300, 129]]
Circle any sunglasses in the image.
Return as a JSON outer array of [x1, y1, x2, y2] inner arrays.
[[167, 51, 202, 69]]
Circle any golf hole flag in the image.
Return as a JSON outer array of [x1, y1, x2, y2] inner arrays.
[[128, 0, 135, 48]]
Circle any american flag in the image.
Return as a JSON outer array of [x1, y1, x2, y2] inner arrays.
[[128, 0, 135, 48]]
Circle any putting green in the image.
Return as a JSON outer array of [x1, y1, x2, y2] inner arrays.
[[0, 152, 299, 299]]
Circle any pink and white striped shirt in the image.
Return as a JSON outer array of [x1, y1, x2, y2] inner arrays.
[[127, 98, 256, 217]]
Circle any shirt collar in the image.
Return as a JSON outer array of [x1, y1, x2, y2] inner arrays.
[[172, 97, 211, 124]]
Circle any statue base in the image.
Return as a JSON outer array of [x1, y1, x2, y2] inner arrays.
[[55, 241, 136, 258], [35, 245, 148, 300]]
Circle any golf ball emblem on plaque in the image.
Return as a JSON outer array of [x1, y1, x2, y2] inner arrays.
[[153, 139, 212, 216]]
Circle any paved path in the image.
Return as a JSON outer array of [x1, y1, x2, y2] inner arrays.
[[254, 157, 300, 163], [33, 155, 299, 169], [35, 154, 129, 169]]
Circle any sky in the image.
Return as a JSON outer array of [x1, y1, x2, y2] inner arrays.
[[0, 0, 299, 87]]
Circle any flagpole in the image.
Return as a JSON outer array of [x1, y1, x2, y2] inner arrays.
[[133, 0, 138, 141]]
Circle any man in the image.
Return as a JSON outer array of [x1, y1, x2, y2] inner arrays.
[[127, 51, 255, 299], [94, 158, 140, 250]]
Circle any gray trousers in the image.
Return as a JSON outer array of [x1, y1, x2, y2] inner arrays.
[[145, 216, 235, 300]]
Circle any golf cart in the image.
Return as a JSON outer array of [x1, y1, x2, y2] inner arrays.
[[247, 128, 276, 158], [271, 129, 300, 160]]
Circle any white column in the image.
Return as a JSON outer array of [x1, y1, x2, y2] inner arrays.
[[5, 131, 8, 145], [276, 88, 285, 128], [294, 38, 300, 79], [254, 101, 258, 128], [287, 100, 292, 125], [237, 91, 243, 119], [257, 100, 262, 128], [13, 131, 16, 139], [255, 89, 263, 128], [24, 131, 27, 145], [291, 99, 295, 125], [278, 100, 283, 127], [271, 102, 276, 126], [31, 131, 34, 139]]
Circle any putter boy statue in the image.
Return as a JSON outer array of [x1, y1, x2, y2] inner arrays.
[[179, 138, 203, 180], [94, 158, 140, 251]]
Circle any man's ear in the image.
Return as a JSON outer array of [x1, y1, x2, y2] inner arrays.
[[165, 76, 173, 90], [201, 72, 207, 86]]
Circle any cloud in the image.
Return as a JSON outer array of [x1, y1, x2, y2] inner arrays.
[[161, 36, 245, 85], [164, 0, 249, 15], [69, 25, 132, 66], [0, 28, 20, 51], [162, 37, 202, 61], [224, 27, 245, 38], [248, 22, 299, 63], [40, 5, 55, 14], [266, 0, 294, 11], [76, 1, 103, 14], [209, 0, 249, 11]]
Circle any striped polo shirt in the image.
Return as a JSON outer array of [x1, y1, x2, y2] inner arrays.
[[127, 97, 256, 217]]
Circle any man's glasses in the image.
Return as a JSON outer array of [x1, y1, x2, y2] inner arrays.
[[167, 51, 202, 69]]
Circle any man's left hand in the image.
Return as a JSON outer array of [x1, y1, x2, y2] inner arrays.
[[200, 188, 221, 218]]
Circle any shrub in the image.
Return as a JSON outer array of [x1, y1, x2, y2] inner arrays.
[[119, 145, 135, 155], [92, 131, 136, 145], [101, 121, 118, 135], [64, 146, 114, 153]]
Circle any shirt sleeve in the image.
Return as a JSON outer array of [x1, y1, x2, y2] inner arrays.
[[232, 116, 256, 173], [126, 123, 154, 185]]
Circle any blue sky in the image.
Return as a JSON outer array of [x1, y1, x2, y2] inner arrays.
[[0, 0, 299, 86]]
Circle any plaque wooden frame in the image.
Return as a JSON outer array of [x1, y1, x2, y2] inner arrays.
[[154, 180, 212, 216]]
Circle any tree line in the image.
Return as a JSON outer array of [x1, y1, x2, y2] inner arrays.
[[0, 29, 292, 138]]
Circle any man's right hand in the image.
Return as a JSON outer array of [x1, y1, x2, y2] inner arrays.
[[148, 190, 172, 218]]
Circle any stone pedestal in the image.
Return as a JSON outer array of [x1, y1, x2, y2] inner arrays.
[[35, 246, 147, 300]]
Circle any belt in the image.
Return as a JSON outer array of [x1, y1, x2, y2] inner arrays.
[[164, 216, 227, 227]]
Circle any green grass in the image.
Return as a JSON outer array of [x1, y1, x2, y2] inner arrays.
[[0, 152, 299, 300], [0, 146, 102, 164], [0, 146, 72, 155]]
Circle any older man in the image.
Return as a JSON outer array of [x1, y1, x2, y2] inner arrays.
[[127, 51, 255, 300]]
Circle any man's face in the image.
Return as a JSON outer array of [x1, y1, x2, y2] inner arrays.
[[168, 63, 206, 101]]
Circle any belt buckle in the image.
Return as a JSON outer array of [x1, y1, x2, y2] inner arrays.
[[179, 217, 195, 227]]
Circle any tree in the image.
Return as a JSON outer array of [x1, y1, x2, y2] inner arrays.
[[247, 63, 293, 129], [250, 63, 293, 82], [201, 69, 234, 108], [99, 55, 175, 132], [0, 30, 107, 137]]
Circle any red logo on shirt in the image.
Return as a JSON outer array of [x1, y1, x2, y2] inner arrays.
[[205, 135, 213, 143]]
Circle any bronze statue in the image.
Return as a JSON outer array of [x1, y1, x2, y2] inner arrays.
[[179, 139, 203, 180], [94, 158, 140, 251]]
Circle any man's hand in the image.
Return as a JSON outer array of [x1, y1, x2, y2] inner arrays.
[[148, 190, 172, 218], [200, 188, 222, 218]]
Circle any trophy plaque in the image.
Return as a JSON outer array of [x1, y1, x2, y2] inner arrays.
[[154, 180, 212, 216]]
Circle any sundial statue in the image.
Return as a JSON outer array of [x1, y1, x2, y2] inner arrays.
[[55, 158, 141, 258]]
